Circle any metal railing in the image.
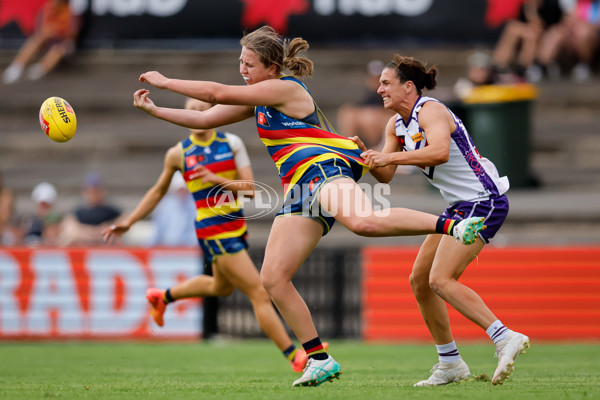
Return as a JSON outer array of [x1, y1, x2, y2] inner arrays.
[[213, 247, 362, 340]]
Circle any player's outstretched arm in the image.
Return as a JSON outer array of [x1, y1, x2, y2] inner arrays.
[[139, 70, 305, 110], [133, 89, 253, 130], [102, 145, 180, 244], [140, 71, 226, 103]]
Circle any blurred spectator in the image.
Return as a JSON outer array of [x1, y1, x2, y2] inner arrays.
[[148, 171, 197, 247], [2, 0, 81, 84], [21, 182, 62, 246], [492, 0, 564, 82], [59, 172, 121, 246], [537, 0, 600, 82], [336, 60, 395, 150], [454, 52, 502, 99], [0, 172, 15, 246]]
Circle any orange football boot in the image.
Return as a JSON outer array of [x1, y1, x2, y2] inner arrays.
[[146, 288, 167, 327], [290, 342, 330, 372], [290, 349, 308, 372]]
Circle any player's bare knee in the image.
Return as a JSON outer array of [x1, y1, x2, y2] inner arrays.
[[428, 276, 448, 297], [249, 286, 271, 304], [260, 269, 277, 294], [409, 272, 428, 297], [409, 272, 417, 291]]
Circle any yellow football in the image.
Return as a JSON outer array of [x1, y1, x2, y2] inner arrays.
[[39, 96, 77, 142]]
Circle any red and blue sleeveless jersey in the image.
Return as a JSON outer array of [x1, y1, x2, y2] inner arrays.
[[180, 132, 246, 240], [254, 76, 368, 195]]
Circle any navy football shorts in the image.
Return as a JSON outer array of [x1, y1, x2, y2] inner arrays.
[[442, 195, 509, 243]]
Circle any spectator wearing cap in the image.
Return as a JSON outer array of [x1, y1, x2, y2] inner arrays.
[[59, 172, 121, 246], [22, 182, 62, 246]]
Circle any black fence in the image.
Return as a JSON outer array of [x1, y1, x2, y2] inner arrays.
[[212, 246, 362, 340]]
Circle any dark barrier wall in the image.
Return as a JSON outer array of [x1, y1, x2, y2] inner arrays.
[[218, 246, 363, 339], [0, 0, 520, 47]]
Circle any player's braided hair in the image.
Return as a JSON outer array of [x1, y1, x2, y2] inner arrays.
[[240, 25, 313, 78], [386, 55, 437, 95]]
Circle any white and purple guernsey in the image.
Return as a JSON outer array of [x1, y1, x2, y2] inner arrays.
[[394, 96, 509, 205]]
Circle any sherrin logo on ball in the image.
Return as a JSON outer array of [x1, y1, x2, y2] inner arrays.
[[39, 96, 77, 142]]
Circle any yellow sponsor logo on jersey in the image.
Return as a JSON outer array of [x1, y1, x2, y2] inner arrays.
[[412, 131, 424, 142]]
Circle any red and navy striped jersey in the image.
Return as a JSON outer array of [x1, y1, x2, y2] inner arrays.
[[180, 132, 246, 240], [254, 76, 368, 195]]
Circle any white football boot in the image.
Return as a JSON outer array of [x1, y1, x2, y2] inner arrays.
[[492, 331, 530, 385], [414, 358, 470, 387], [292, 356, 342, 387], [453, 217, 486, 245]]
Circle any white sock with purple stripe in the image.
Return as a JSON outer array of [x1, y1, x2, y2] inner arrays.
[[436, 341, 460, 364], [486, 320, 509, 345]]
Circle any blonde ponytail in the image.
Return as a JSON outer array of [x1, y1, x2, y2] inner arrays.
[[283, 37, 313, 78]]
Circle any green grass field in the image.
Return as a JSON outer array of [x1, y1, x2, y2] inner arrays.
[[1, 340, 598, 400]]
